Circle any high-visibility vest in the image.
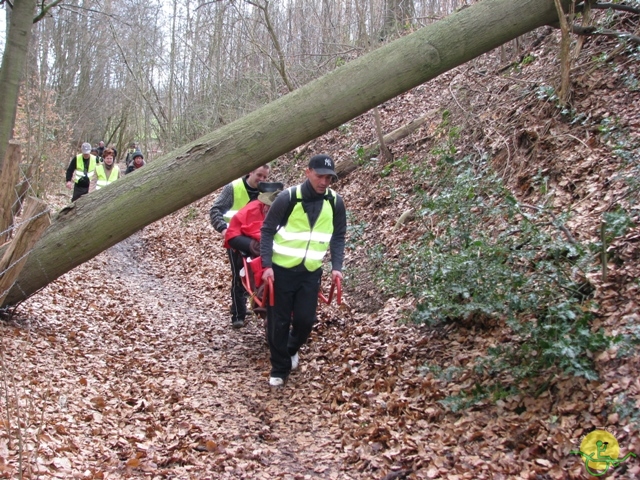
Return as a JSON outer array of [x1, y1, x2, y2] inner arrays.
[[73, 154, 97, 184], [95, 164, 120, 189], [222, 178, 250, 223], [272, 186, 335, 272]]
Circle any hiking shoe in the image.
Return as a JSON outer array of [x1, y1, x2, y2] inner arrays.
[[232, 319, 245, 329], [291, 352, 299, 370], [269, 377, 284, 387]]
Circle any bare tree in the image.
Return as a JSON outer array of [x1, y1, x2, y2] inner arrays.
[[245, 0, 295, 92], [0, 0, 38, 176]]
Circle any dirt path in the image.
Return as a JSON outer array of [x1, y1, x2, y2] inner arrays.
[[3, 227, 354, 479]]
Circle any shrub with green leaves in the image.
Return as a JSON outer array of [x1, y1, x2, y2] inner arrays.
[[372, 155, 614, 391]]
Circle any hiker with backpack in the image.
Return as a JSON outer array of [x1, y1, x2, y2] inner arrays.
[[96, 140, 106, 158], [259, 154, 347, 387]]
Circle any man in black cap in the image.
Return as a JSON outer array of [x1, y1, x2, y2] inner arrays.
[[259, 154, 347, 387]]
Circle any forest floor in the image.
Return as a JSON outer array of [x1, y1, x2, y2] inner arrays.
[[2, 11, 640, 480]]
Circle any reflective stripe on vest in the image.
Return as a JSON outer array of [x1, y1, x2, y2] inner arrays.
[[73, 154, 97, 183], [223, 178, 251, 223], [95, 164, 120, 189], [272, 186, 334, 271]]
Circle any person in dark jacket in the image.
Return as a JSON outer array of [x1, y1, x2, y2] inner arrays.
[[125, 150, 146, 174], [124, 142, 138, 167], [96, 141, 105, 158], [91, 147, 103, 164], [260, 154, 346, 387]]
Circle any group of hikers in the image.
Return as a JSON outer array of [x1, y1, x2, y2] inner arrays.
[[65, 141, 147, 201], [209, 154, 347, 388], [67, 143, 346, 388]]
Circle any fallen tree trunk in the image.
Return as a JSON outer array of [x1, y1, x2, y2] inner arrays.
[[335, 113, 433, 177], [2, 0, 571, 306], [383, 115, 432, 145]]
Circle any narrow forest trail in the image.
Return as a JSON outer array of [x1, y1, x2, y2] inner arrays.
[[2, 219, 357, 479]]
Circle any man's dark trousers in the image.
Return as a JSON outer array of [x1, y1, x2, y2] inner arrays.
[[72, 185, 89, 202], [267, 264, 322, 379], [228, 249, 247, 325]]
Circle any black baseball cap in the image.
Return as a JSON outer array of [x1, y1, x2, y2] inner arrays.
[[308, 154, 337, 178]]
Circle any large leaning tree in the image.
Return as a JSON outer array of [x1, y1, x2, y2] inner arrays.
[[2, 0, 572, 307]]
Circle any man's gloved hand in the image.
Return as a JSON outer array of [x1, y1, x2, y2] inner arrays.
[[249, 239, 261, 257]]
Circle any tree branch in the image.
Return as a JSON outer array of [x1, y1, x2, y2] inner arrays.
[[592, 3, 640, 15], [570, 24, 640, 44], [244, 0, 295, 92], [520, 204, 578, 245], [32, 0, 63, 24], [195, 0, 225, 11]]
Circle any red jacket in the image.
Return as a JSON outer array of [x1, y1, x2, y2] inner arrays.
[[223, 199, 266, 249], [224, 199, 267, 287]]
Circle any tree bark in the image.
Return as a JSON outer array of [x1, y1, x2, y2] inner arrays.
[[2, 0, 572, 306], [0, 0, 37, 178], [0, 141, 21, 243], [0, 196, 50, 306], [12, 167, 33, 220], [553, 0, 573, 106], [373, 107, 393, 162]]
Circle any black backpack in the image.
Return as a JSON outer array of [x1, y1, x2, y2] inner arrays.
[[76, 159, 90, 188]]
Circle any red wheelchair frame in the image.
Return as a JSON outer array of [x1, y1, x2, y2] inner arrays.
[[240, 255, 342, 319]]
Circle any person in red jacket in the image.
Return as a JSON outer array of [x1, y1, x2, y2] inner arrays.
[[224, 182, 283, 326]]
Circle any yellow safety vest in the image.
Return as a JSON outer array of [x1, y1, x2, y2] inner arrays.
[[223, 178, 251, 223], [95, 164, 120, 189], [73, 154, 97, 184], [272, 186, 334, 272]]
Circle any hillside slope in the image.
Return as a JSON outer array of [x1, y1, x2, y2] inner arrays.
[[2, 12, 639, 480]]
